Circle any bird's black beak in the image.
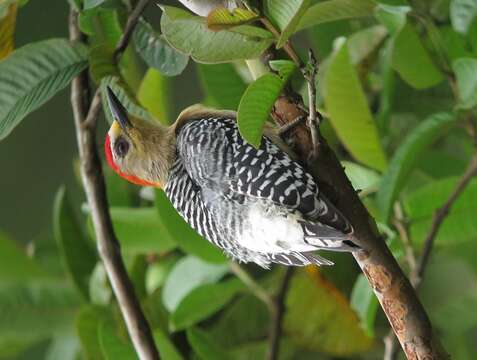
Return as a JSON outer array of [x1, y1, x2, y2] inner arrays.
[[106, 86, 133, 132]]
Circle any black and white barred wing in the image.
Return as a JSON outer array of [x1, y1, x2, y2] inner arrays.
[[177, 118, 356, 266], [227, 123, 353, 236]]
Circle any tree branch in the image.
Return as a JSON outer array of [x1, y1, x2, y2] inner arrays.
[[270, 92, 449, 359], [69, 7, 159, 360], [114, 0, 150, 63], [414, 151, 477, 285], [384, 149, 477, 359], [266, 268, 294, 360], [252, 18, 446, 356]]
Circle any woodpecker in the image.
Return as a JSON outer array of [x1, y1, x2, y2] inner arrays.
[[105, 87, 358, 268]]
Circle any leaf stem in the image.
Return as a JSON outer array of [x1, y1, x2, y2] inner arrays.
[[259, 17, 303, 68], [229, 262, 274, 310]]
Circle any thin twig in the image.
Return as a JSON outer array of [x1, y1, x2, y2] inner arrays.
[[303, 49, 320, 159], [114, 0, 150, 63], [392, 202, 417, 276], [229, 262, 274, 311], [266, 268, 294, 360], [69, 6, 159, 360], [414, 151, 477, 285]]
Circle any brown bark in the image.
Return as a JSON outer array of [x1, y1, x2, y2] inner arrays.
[[69, 6, 160, 360], [271, 96, 448, 359]]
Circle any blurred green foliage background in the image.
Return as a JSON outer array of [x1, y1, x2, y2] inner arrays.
[[1, 0, 477, 359]]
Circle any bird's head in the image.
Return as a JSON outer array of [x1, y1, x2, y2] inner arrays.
[[104, 87, 175, 188]]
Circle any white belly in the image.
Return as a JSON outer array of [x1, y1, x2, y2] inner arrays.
[[238, 202, 317, 254]]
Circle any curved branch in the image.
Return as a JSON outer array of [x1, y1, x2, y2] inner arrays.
[[384, 150, 477, 359], [271, 95, 447, 360], [414, 151, 477, 284], [69, 7, 160, 360]]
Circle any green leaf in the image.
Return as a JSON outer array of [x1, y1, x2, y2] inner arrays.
[[228, 24, 274, 39], [162, 256, 229, 312], [100, 207, 177, 255], [404, 177, 477, 221], [137, 68, 173, 124], [269, 59, 297, 81], [452, 58, 477, 109], [237, 73, 284, 147], [45, 334, 80, 360], [206, 7, 259, 31], [374, 3, 410, 34], [297, 0, 376, 32], [99, 321, 136, 360], [81, 7, 142, 89], [186, 327, 229, 360], [391, 23, 443, 89], [154, 329, 184, 360], [421, 254, 477, 334], [324, 41, 387, 171], [0, 38, 87, 141], [100, 77, 154, 124], [350, 274, 379, 337], [105, 167, 133, 207], [160, 6, 274, 63], [76, 306, 112, 360], [403, 177, 477, 245], [134, 20, 189, 77], [146, 257, 177, 294], [81, 9, 122, 82], [84, 0, 106, 10], [284, 269, 373, 355], [347, 25, 388, 65], [450, 0, 477, 34], [89, 42, 120, 82], [264, 0, 311, 48], [376, 113, 455, 221], [155, 190, 226, 263], [439, 26, 472, 62], [0, 232, 47, 283], [198, 63, 246, 110], [342, 161, 380, 194], [209, 295, 270, 348], [0, 282, 80, 350], [170, 279, 244, 331], [53, 187, 97, 300], [0, 3, 16, 59], [89, 264, 112, 306]]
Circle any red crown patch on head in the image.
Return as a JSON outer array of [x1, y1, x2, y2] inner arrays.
[[104, 134, 159, 187]]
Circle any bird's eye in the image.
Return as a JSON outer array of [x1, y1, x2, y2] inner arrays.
[[114, 137, 129, 158]]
